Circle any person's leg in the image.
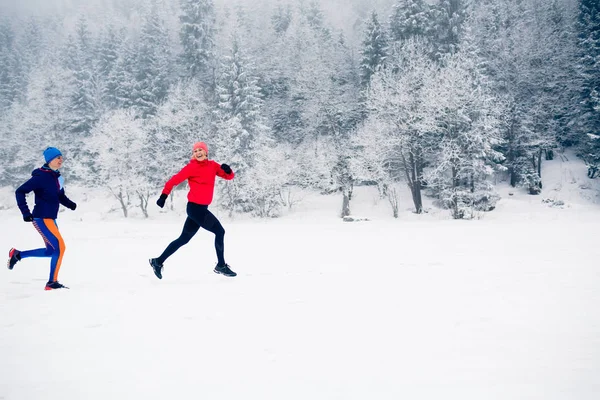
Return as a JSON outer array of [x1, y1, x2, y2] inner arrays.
[[34, 219, 64, 283], [156, 217, 200, 264], [17, 219, 56, 260], [200, 210, 226, 266]]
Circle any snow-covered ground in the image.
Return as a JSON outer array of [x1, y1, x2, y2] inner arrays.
[[1, 151, 600, 400]]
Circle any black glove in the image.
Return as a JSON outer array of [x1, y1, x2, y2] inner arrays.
[[221, 163, 232, 174], [156, 193, 168, 208], [23, 214, 33, 222], [69, 203, 77, 211]]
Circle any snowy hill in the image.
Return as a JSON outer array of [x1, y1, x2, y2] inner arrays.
[[1, 151, 599, 400]]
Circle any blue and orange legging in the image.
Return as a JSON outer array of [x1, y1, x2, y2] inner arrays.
[[19, 219, 66, 283]]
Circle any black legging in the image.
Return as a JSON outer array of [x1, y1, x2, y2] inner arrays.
[[157, 202, 226, 266]]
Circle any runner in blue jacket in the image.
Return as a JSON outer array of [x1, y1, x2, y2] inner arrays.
[[7, 147, 77, 290]]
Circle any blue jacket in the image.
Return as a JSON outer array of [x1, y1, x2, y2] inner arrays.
[[16, 166, 76, 220]]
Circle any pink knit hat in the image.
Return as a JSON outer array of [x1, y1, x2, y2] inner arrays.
[[193, 142, 208, 154]]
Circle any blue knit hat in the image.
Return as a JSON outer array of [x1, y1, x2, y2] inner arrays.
[[43, 147, 62, 163]]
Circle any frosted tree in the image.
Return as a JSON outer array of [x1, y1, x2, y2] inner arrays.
[[430, 0, 470, 58], [179, 0, 216, 87], [468, 0, 575, 193], [352, 118, 404, 217], [262, 5, 362, 215], [88, 109, 151, 218], [271, 3, 293, 34], [105, 37, 136, 110], [301, 0, 327, 34], [216, 35, 264, 136], [360, 11, 388, 87], [0, 21, 22, 111], [18, 17, 44, 74], [389, 0, 434, 42], [424, 49, 504, 219], [63, 16, 99, 140], [362, 39, 439, 214], [3, 63, 72, 183], [134, 5, 173, 118], [96, 25, 121, 112], [16, 16, 46, 98], [323, 34, 362, 217], [214, 34, 279, 216], [519, 0, 578, 180], [577, 0, 600, 174]]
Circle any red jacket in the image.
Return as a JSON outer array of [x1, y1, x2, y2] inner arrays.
[[162, 159, 234, 205]]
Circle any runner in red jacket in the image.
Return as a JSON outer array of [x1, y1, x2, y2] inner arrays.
[[149, 141, 237, 278]]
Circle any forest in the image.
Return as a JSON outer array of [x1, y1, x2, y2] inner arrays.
[[0, 0, 598, 219]]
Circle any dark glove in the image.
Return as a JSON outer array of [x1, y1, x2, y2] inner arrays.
[[69, 203, 77, 211], [156, 193, 168, 208], [23, 214, 33, 222], [221, 163, 232, 174]]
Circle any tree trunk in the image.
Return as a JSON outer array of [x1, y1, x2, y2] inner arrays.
[[341, 187, 351, 218], [138, 191, 149, 218], [408, 151, 423, 214], [451, 166, 460, 219], [111, 189, 128, 218], [510, 168, 518, 187], [378, 182, 388, 199], [388, 187, 399, 218], [507, 115, 517, 187]]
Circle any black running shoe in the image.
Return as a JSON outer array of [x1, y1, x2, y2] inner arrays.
[[214, 263, 236, 277], [44, 281, 69, 290], [149, 258, 163, 279], [7, 248, 20, 270]]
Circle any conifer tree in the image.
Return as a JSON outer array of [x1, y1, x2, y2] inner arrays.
[[179, 0, 216, 86], [577, 0, 600, 172], [360, 11, 388, 87], [134, 6, 172, 117]]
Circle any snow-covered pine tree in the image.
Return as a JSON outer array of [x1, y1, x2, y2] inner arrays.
[[538, 0, 579, 150], [0, 21, 22, 112], [271, 4, 293, 35], [577, 0, 600, 174], [302, 0, 328, 35], [105, 36, 136, 110], [517, 0, 579, 184], [214, 34, 280, 216], [96, 25, 121, 112], [360, 11, 388, 87], [389, 0, 434, 42], [179, 0, 216, 88], [17, 16, 46, 99], [430, 0, 470, 59], [134, 4, 172, 118], [63, 16, 99, 138], [469, 0, 570, 193]]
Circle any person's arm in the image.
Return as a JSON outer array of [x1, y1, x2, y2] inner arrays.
[[59, 189, 77, 210], [15, 176, 41, 220], [216, 162, 234, 180], [156, 164, 192, 208], [162, 164, 192, 195]]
